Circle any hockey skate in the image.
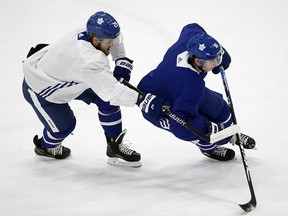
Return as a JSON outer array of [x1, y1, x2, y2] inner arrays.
[[106, 129, 141, 168], [230, 133, 256, 149], [201, 146, 235, 161], [33, 135, 71, 159]]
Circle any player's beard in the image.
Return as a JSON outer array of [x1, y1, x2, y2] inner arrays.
[[95, 43, 110, 56]]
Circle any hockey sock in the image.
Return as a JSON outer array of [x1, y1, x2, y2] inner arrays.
[[40, 129, 69, 148], [192, 140, 217, 153], [98, 107, 122, 139]]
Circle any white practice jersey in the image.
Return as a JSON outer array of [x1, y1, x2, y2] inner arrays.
[[22, 27, 138, 106]]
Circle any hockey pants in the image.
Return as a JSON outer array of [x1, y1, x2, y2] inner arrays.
[[22, 80, 122, 148], [140, 87, 233, 153]]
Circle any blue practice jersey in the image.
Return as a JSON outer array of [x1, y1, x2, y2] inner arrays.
[[138, 23, 226, 141]]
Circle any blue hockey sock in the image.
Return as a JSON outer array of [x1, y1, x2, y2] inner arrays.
[[40, 129, 67, 148], [98, 107, 122, 139], [192, 140, 217, 153]]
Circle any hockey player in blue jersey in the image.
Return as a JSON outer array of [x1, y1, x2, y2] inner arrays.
[[137, 23, 256, 161], [22, 11, 143, 167]]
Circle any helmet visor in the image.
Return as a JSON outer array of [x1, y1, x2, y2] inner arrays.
[[204, 48, 224, 66]]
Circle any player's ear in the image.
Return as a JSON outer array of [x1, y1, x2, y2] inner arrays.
[[193, 57, 202, 67], [92, 35, 100, 46]]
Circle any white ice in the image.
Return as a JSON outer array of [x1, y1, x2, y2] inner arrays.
[[1, 0, 288, 215]]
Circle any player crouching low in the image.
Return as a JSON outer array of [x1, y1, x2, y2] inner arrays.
[[136, 23, 256, 161]]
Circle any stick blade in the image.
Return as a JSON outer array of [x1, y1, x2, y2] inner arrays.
[[239, 198, 257, 212], [209, 124, 240, 143]]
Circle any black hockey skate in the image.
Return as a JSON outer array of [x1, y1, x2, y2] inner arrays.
[[201, 146, 235, 161], [231, 133, 256, 149], [106, 129, 141, 168], [33, 135, 71, 159]]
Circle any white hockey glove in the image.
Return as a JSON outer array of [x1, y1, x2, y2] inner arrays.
[[209, 118, 233, 135]]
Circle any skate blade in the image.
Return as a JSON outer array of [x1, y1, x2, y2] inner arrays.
[[107, 157, 142, 168]]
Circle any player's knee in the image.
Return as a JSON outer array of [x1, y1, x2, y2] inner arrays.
[[53, 117, 76, 139], [216, 103, 231, 123]]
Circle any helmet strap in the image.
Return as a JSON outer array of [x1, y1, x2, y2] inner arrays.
[[97, 36, 103, 43], [199, 59, 204, 67]]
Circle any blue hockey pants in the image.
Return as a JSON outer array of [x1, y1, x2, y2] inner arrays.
[[22, 80, 122, 148], [140, 87, 233, 153]]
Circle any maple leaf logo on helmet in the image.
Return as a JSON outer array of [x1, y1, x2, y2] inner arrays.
[[97, 18, 104, 25], [199, 44, 206, 51]]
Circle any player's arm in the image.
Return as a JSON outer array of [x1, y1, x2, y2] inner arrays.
[[110, 33, 134, 82]]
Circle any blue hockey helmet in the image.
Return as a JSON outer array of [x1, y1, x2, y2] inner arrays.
[[187, 33, 223, 62], [86, 11, 120, 41]]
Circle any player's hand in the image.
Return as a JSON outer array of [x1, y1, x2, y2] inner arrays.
[[137, 93, 168, 120], [212, 47, 231, 74], [113, 57, 133, 82], [208, 119, 233, 135]]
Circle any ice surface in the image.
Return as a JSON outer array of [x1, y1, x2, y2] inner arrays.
[[1, 0, 288, 215]]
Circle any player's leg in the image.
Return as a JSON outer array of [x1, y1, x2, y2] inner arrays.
[[193, 88, 235, 160], [200, 87, 255, 149], [22, 80, 75, 159], [78, 91, 141, 167]]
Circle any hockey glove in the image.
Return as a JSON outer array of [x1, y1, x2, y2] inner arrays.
[[212, 47, 231, 74], [113, 57, 133, 82], [137, 93, 168, 120], [208, 116, 233, 135]]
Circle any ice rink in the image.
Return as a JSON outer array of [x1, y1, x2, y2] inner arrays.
[[1, 0, 288, 215]]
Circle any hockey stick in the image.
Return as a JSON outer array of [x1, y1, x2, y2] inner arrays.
[[121, 79, 240, 144], [220, 68, 257, 212]]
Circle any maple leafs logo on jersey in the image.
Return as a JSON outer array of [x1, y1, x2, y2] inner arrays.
[[97, 18, 104, 25], [199, 44, 206, 51]]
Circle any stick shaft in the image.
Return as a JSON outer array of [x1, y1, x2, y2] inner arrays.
[[220, 68, 257, 210]]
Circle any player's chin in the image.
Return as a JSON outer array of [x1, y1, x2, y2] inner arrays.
[[104, 50, 110, 56], [203, 67, 213, 72]]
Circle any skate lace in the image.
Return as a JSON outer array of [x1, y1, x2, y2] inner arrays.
[[47, 145, 63, 156], [240, 134, 249, 145], [230, 133, 249, 146], [212, 147, 227, 157], [119, 140, 134, 155]]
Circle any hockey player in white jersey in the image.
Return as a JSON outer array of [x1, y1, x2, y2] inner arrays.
[[22, 11, 154, 168]]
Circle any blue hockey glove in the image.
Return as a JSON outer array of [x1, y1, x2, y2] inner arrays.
[[212, 47, 231, 74], [113, 57, 133, 82], [136, 93, 168, 120]]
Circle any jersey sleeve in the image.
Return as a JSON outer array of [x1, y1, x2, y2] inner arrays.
[[80, 51, 138, 106]]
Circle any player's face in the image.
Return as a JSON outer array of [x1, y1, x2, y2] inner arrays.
[[92, 37, 114, 56], [202, 51, 223, 71], [202, 59, 219, 71], [97, 39, 114, 56]]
